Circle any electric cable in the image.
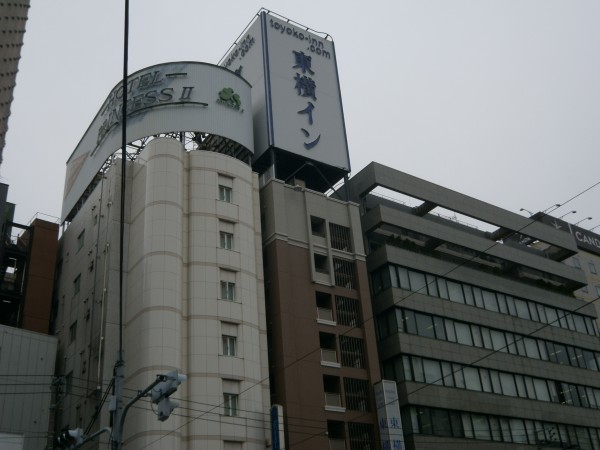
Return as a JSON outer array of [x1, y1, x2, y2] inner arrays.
[[141, 179, 600, 448], [52, 162, 600, 447]]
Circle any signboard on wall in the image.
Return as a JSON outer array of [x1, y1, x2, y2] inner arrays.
[[221, 10, 351, 173], [374, 380, 405, 450], [532, 213, 600, 257], [61, 62, 253, 222]]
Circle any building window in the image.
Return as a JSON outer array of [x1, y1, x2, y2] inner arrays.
[[220, 270, 236, 301], [76, 229, 85, 252], [73, 274, 81, 296], [316, 291, 334, 322], [347, 422, 374, 450], [69, 321, 77, 343], [329, 223, 352, 252], [219, 220, 235, 250], [407, 405, 597, 448], [336, 296, 361, 327], [392, 307, 600, 372], [218, 174, 234, 203], [219, 185, 232, 203], [223, 393, 238, 416], [222, 335, 237, 356], [221, 322, 238, 356], [589, 262, 597, 274], [381, 264, 599, 337], [344, 378, 370, 411], [221, 281, 235, 301], [310, 216, 326, 237], [220, 231, 233, 250], [314, 253, 329, 274], [333, 258, 356, 289], [572, 257, 581, 269], [222, 379, 240, 416], [340, 336, 366, 368]]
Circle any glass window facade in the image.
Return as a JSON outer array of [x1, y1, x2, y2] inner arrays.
[[375, 264, 599, 336], [404, 405, 600, 449], [377, 307, 600, 372], [385, 353, 600, 412]]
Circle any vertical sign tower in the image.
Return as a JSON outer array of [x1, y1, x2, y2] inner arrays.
[[221, 9, 350, 192]]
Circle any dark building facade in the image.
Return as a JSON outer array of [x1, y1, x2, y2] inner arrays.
[[348, 162, 600, 450], [260, 177, 381, 449]]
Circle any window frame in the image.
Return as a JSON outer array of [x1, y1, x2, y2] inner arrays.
[[219, 185, 233, 203], [221, 281, 236, 301], [220, 231, 234, 250], [223, 392, 238, 416], [222, 335, 237, 356]]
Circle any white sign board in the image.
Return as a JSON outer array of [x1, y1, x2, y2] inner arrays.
[[375, 380, 405, 450], [221, 11, 350, 172], [62, 62, 253, 222]]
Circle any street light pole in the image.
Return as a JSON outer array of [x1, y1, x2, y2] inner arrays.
[[111, 0, 129, 448]]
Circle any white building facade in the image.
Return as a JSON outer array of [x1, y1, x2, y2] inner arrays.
[[53, 63, 271, 449]]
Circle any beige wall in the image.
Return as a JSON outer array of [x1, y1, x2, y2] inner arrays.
[[55, 139, 270, 449]]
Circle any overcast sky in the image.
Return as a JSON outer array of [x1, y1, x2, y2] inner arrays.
[[2, 0, 599, 232]]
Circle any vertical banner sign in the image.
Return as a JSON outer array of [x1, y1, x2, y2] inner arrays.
[[271, 404, 285, 450], [220, 11, 351, 172], [374, 380, 404, 450]]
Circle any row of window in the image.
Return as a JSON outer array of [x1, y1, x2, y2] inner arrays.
[[384, 353, 600, 411], [73, 270, 237, 307], [372, 264, 599, 336], [404, 405, 600, 449], [377, 308, 600, 372]]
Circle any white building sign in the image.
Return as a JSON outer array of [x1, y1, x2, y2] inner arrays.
[[374, 380, 405, 450], [62, 62, 253, 222], [221, 10, 350, 172]]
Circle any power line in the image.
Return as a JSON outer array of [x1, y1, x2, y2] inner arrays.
[[50, 168, 600, 447]]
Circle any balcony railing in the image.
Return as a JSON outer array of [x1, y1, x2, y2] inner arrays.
[[325, 392, 342, 407], [321, 348, 338, 364], [329, 438, 346, 450], [317, 307, 334, 322]]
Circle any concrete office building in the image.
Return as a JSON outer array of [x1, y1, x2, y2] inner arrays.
[[347, 162, 600, 450], [528, 213, 600, 325]]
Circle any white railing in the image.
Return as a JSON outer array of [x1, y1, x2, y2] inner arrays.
[[329, 438, 346, 450], [324, 392, 342, 407], [317, 307, 333, 321], [320, 348, 337, 363]]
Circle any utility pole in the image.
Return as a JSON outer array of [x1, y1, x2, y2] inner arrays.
[[111, 0, 129, 448]]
